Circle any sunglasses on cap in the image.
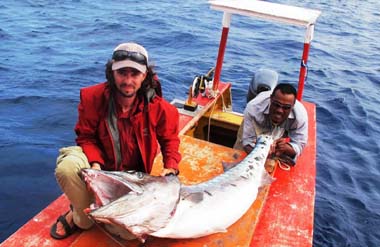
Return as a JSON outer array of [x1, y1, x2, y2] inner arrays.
[[112, 50, 147, 65], [271, 99, 293, 110]]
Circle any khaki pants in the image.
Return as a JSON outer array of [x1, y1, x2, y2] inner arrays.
[[55, 146, 94, 229]]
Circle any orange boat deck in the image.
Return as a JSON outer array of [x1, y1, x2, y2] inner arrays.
[[0, 82, 316, 247]]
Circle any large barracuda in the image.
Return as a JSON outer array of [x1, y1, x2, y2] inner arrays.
[[82, 135, 274, 242]]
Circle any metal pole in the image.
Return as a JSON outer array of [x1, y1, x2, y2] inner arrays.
[[213, 12, 231, 91], [297, 43, 310, 101], [297, 24, 314, 101]]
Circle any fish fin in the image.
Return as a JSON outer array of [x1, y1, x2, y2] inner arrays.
[[222, 161, 240, 172], [259, 172, 275, 188], [182, 191, 204, 203]]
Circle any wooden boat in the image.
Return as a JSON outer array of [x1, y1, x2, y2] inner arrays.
[[0, 1, 321, 246]]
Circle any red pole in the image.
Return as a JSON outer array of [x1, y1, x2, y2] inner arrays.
[[297, 42, 310, 101], [213, 26, 230, 91]]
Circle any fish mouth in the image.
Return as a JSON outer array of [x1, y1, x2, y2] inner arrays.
[[83, 170, 182, 242], [81, 169, 143, 210]]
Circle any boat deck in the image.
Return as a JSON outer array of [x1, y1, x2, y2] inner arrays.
[[0, 82, 316, 247]]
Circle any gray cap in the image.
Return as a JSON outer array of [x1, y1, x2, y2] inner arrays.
[[247, 68, 279, 102]]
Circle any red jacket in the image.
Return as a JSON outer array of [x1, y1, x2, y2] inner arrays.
[[74, 82, 181, 173]]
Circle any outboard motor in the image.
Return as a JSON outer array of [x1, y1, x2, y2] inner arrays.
[[247, 68, 279, 102]]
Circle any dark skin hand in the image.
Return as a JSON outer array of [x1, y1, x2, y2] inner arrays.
[[243, 144, 254, 154], [270, 138, 296, 158]]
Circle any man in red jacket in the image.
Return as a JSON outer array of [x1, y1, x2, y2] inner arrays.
[[50, 42, 181, 239]]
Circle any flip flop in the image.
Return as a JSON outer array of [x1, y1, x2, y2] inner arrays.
[[50, 208, 78, 240]]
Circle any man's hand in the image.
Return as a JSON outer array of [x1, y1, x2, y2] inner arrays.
[[243, 144, 254, 154], [272, 138, 295, 158], [91, 162, 102, 170], [160, 168, 179, 176]]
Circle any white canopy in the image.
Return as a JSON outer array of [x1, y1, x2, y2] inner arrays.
[[209, 0, 321, 27]]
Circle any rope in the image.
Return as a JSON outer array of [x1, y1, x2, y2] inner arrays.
[[276, 159, 291, 171], [207, 100, 217, 142]]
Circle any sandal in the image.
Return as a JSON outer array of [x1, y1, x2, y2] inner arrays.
[[50, 207, 78, 240]]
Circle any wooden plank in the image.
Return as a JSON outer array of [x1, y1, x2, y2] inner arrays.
[[204, 109, 243, 127], [250, 101, 316, 246]]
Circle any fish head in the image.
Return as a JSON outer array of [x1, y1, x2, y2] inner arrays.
[[82, 169, 181, 242], [81, 169, 151, 208]]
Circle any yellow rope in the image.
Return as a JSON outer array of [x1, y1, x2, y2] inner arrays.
[[276, 159, 291, 171]]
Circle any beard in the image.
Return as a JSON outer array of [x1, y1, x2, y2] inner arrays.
[[117, 83, 137, 98]]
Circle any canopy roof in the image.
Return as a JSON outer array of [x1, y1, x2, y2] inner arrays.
[[209, 0, 321, 27]]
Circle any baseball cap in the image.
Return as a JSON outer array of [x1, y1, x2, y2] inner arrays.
[[111, 42, 148, 73]]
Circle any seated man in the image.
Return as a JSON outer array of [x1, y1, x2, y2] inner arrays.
[[50, 42, 181, 240], [241, 83, 308, 165]]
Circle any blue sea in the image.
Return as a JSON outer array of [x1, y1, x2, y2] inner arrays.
[[1, 0, 379, 246]]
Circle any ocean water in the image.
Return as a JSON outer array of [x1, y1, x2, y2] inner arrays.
[[1, 0, 379, 246]]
